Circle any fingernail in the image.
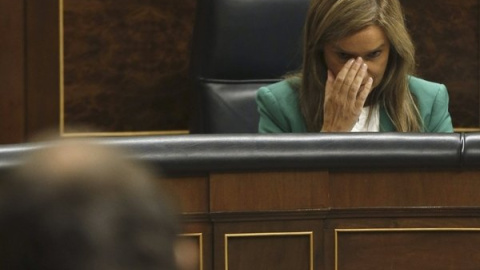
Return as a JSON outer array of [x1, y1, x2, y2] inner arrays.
[[356, 57, 363, 62], [362, 63, 368, 70], [347, 59, 355, 65], [327, 70, 332, 81]]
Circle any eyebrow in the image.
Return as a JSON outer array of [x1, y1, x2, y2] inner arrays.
[[333, 43, 386, 55]]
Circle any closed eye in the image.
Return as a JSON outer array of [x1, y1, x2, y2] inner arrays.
[[366, 50, 382, 59], [337, 52, 353, 60]]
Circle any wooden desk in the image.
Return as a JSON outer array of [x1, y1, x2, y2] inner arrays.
[[2, 133, 479, 269], [168, 168, 480, 270]]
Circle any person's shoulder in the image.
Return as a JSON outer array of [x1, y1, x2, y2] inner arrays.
[[257, 78, 300, 106], [408, 76, 446, 98], [256, 77, 306, 132], [259, 78, 299, 97], [408, 75, 450, 117], [408, 76, 452, 132]]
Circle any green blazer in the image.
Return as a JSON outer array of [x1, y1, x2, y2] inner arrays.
[[256, 76, 453, 133]]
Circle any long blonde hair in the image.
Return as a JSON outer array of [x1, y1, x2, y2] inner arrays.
[[299, 0, 421, 132]]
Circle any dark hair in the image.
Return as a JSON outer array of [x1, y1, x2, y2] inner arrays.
[[0, 140, 179, 270]]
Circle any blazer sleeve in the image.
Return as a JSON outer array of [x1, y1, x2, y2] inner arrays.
[[256, 87, 289, 133], [426, 84, 454, 132]]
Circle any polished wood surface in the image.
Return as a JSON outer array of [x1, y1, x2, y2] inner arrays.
[[0, 0, 25, 143], [403, 0, 479, 128], [163, 175, 209, 213], [62, 0, 196, 133], [215, 220, 322, 270], [1, 0, 480, 143], [329, 169, 480, 207], [169, 169, 480, 270], [26, 0, 60, 138], [336, 228, 480, 269], [182, 222, 212, 270], [210, 171, 329, 212]]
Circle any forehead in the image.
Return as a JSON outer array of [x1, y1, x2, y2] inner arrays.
[[327, 25, 389, 53]]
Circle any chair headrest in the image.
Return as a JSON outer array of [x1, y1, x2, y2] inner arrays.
[[191, 0, 310, 80]]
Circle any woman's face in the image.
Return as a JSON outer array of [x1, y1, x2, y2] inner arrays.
[[323, 25, 390, 89]]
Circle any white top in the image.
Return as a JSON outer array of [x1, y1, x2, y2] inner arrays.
[[351, 106, 380, 132]]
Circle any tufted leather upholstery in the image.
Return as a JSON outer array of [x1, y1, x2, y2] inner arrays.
[[189, 0, 310, 133], [0, 133, 467, 175]]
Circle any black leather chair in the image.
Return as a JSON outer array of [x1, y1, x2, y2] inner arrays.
[[189, 0, 310, 133]]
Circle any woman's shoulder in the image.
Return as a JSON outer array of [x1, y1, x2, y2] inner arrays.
[[408, 76, 447, 98], [259, 78, 299, 96], [257, 78, 300, 105], [407, 76, 453, 132], [256, 77, 306, 132], [408, 75, 450, 114]]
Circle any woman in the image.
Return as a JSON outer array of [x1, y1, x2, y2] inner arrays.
[[256, 0, 453, 133]]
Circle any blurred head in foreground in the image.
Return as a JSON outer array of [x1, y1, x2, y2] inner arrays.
[[0, 139, 180, 270]]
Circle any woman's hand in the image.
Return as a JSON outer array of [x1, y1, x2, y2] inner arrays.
[[321, 57, 373, 132]]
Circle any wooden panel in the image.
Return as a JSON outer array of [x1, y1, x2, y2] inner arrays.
[[62, 0, 196, 133], [226, 233, 312, 270], [25, 0, 60, 140], [9, 0, 479, 140], [178, 233, 205, 270], [215, 220, 322, 270], [210, 171, 329, 212], [330, 170, 480, 208], [403, 0, 480, 128], [323, 216, 480, 270], [182, 222, 212, 270], [336, 229, 480, 270], [162, 175, 209, 214], [0, 0, 477, 143], [0, 0, 25, 144]]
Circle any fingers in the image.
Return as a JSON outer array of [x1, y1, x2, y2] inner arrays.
[[355, 76, 374, 109], [333, 58, 355, 97], [322, 57, 373, 132], [348, 62, 368, 101], [325, 69, 335, 100], [326, 69, 334, 88], [334, 57, 368, 100]]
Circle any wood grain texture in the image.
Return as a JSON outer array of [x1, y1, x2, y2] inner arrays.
[[336, 228, 480, 269], [62, 0, 196, 133], [25, 0, 60, 139], [403, 0, 479, 127], [0, 0, 478, 143], [162, 175, 209, 214], [330, 170, 480, 208], [210, 171, 330, 212], [227, 235, 311, 270], [181, 222, 212, 270], [214, 220, 323, 270], [0, 0, 25, 143]]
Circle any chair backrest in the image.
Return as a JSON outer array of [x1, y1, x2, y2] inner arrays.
[[190, 0, 310, 133]]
